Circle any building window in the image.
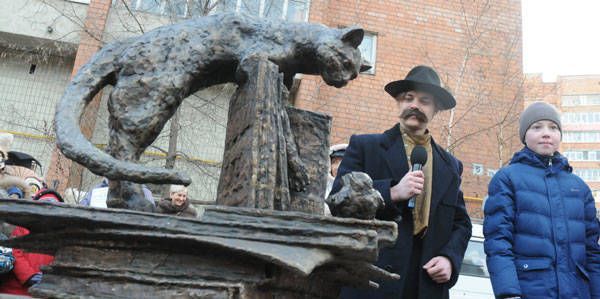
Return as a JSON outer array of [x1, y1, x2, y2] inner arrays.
[[232, 0, 309, 21], [472, 163, 483, 175], [129, 0, 186, 16], [564, 150, 600, 161], [128, 0, 309, 20], [563, 131, 600, 143], [573, 168, 600, 182], [285, 0, 309, 21], [358, 33, 376, 75], [562, 111, 600, 124], [562, 94, 600, 107]]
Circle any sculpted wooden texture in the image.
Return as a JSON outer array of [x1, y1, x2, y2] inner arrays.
[[216, 56, 330, 213], [216, 56, 292, 209], [286, 106, 331, 214]]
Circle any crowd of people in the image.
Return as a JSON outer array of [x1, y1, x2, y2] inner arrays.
[[0, 131, 199, 296]]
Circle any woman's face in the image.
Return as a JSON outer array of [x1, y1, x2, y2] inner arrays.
[[170, 191, 188, 206]]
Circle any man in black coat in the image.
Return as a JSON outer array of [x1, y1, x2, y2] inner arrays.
[[331, 66, 472, 299]]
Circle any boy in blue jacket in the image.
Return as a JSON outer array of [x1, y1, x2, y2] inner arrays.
[[484, 102, 600, 299]]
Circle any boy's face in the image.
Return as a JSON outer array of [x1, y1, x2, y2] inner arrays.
[[524, 120, 561, 156]]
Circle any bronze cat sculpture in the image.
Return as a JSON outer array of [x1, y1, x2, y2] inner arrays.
[[55, 13, 369, 211]]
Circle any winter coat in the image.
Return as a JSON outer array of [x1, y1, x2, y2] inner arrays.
[[331, 124, 472, 299], [0, 227, 54, 295], [157, 198, 197, 218], [484, 147, 600, 299], [0, 237, 14, 275]]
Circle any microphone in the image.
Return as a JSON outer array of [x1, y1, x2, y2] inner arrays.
[[408, 145, 428, 209]]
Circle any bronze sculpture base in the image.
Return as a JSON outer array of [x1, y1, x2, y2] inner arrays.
[[0, 199, 398, 298]]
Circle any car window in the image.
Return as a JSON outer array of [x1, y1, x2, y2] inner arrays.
[[460, 240, 489, 278]]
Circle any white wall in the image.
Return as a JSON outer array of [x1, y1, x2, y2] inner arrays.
[[0, 0, 88, 47], [0, 48, 74, 176]]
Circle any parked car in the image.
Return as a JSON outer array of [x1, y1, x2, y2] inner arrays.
[[450, 223, 494, 299]]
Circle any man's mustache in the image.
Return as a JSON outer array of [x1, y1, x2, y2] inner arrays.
[[400, 109, 428, 122]]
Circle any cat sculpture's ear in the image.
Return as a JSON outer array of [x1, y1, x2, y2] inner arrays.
[[340, 26, 364, 49], [360, 59, 372, 73]]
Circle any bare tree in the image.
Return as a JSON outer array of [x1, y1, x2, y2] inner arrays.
[[414, 0, 523, 198], [5, 0, 229, 203]]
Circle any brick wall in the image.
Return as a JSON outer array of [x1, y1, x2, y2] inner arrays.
[[298, 0, 524, 210]]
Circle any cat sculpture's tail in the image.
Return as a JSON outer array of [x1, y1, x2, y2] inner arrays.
[[54, 41, 191, 185]]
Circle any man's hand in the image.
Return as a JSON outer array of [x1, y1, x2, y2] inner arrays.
[[390, 167, 424, 202], [423, 256, 452, 283]]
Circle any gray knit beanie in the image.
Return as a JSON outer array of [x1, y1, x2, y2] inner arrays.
[[519, 102, 562, 144]]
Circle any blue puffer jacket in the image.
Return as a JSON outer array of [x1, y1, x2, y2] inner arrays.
[[484, 147, 600, 299]]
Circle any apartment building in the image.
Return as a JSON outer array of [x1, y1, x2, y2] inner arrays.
[[0, 0, 524, 217], [525, 73, 600, 208]]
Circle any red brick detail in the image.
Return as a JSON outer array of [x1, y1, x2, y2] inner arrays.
[[46, 0, 112, 192]]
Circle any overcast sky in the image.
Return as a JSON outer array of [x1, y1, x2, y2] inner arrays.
[[522, 0, 600, 81]]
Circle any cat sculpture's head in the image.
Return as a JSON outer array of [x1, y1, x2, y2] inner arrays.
[[316, 26, 371, 88]]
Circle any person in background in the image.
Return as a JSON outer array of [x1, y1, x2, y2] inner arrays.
[[156, 185, 197, 218], [79, 178, 155, 210], [484, 102, 600, 298], [0, 234, 15, 275], [0, 188, 63, 295], [325, 143, 348, 199], [0, 133, 31, 199]]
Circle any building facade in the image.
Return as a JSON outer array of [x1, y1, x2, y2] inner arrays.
[[525, 73, 600, 209], [0, 0, 524, 218]]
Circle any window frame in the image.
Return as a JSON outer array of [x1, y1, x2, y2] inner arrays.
[[562, 94, 600, 107], [358, 32, 377, 75], [129, 0, 310, 21]]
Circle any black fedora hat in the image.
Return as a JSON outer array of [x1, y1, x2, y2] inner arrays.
[[384, 65, 456, 110]]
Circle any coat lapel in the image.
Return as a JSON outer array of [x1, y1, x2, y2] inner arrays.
[[380, 124, 458, 214], [382, 124, 410, 180], [429, 140, 458, 214]]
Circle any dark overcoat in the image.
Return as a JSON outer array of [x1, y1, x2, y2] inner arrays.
[[331, 124, 472, 299]]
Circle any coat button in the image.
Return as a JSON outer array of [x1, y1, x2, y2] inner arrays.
[[523, 264, 528, 269], [383, 265, 394, 272]]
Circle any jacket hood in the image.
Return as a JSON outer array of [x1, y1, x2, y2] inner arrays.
[[510, 146, 571, 172]]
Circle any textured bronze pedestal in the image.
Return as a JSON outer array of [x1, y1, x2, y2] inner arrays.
[[216, 56, 331, 215], [0, 199, 398, 298]]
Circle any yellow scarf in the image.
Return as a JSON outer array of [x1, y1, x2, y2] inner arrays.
[[399, 126, 433, 237]]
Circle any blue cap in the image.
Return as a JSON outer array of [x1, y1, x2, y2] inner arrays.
[[7, 186, 22, 198]]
